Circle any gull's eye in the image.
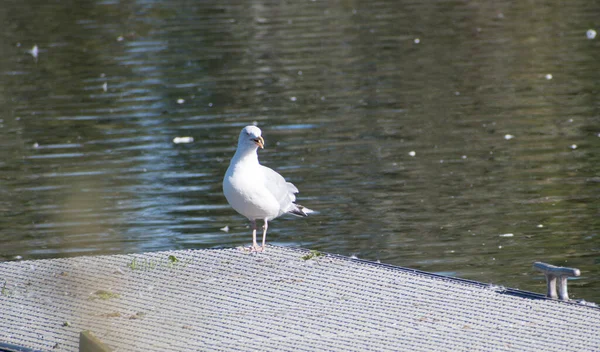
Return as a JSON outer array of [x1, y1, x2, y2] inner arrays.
[[251, 138, 259, 143]]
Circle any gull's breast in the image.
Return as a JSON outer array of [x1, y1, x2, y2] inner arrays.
[[223, 166, 280, 220]]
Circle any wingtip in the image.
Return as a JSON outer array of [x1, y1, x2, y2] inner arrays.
[[290, 204, 314, 217], [300, 206, 314, 215]]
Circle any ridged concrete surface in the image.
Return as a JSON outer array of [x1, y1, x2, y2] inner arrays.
[[0, 246, 598, 351]]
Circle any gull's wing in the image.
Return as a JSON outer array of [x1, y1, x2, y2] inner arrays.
[[260, 165, 298, 214]]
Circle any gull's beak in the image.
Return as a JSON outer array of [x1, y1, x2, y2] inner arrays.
[[255, 136, 264, 149]]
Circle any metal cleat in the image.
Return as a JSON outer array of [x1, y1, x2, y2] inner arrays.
[[533, 262, 580, 300]]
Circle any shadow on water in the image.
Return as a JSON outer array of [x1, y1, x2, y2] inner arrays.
[[0, 0, 598, 302]]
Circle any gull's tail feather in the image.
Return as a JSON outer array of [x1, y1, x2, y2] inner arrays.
[[289, 204, 313, 217]]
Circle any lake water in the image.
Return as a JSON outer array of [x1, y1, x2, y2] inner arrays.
[[0, 0, 598, 302]]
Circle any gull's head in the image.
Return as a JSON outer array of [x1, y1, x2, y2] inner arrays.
[[238, 125, 264, 150]]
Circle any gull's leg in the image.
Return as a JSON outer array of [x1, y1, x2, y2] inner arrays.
[[261, 219, 269, 251], [250, 220, 261, 252]]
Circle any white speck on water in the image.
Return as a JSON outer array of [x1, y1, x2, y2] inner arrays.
[[102, 82, 108, 92], [117, 36, 124, 42], [440, 160, 444, 163], [33, 143, 39, 148], [568, 118, 574, 123], [290, 96, 297, 102], [537, 224, 544, 228], [220, 226, 229, 232], [504, 134, 514, 140], [28, 45, 39, 61], [320, 96, 326, 101], [414, 38, 420, 44], [208, 102, 213, 107], [408, 151, 416, 157], [587, 29, 597, 39], [350, 254, 358, 259], [298, 71, 302, 76], [173, 136, 194, 144], [545, 73, 553, 80], [352, 9, 357, 14], [461, 155, 467, 159], [499, 233, 514, 237], [570, 144, 577, 149], [454, 91, 460, 96], [14, 255, 22, 260], [498, 245, 502, 249], [177, 98, 185, 104]]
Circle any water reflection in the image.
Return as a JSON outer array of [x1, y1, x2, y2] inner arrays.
[[0, 0, 598, 302]]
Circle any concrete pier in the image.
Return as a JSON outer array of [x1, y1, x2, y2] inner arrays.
[[0, 246, 598, 351]]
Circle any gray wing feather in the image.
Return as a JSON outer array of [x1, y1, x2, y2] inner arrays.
[[260, 165, 298, 213]]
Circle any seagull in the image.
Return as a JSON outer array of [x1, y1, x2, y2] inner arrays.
[[223, 126, 313, 252]]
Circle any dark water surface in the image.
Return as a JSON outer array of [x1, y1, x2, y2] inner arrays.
[[0, 0, 599, 301]]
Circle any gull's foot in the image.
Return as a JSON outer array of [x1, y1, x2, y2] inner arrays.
[[237, 245, 265, 253]]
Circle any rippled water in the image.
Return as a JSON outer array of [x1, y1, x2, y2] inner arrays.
[[0, 0, 599, 301]]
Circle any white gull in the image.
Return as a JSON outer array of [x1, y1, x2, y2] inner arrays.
[[223, 126, 313, 251]]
